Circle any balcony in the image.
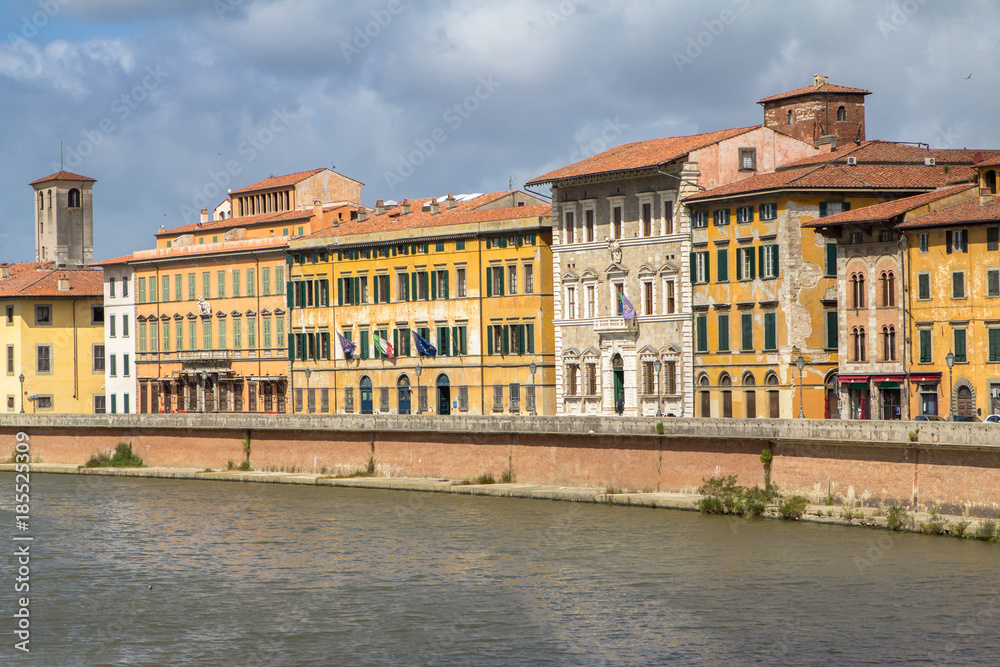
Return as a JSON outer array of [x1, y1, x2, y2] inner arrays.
[[177, 350, 240, 361], [593, 318, 638, 334]]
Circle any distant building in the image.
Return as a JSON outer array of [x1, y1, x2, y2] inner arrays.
[[31, 171, 96, 267], [91, 255, 137, 413], [758, 74, 870, 148], [287, 191, 554, 415]]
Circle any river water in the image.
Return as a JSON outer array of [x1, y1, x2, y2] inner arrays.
[[2, 473, 999, 666]]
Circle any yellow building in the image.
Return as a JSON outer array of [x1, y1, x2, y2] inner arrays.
[[0, 262, 105, 413], [684, 141, 977, 419], [287, 191, 555, 415], [106, 168, 362, 413]]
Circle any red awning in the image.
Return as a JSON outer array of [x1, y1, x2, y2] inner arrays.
[[838, 375, 870, 384], [872, 375, 905, 383], [909, 373, 942, 383]]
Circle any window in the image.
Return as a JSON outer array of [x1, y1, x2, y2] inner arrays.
[[35, 305, 51, 325], [586, 285, 595, 318], [507, 265, 517, 295], [612, 205, 623, 239], [564, 363, 578, 396], [663, 200, 674, 234], [564, 211, 574, 244], [584, 362, 597, 395], [36, 396, 52, 410], [523, 264, 534, 294], [122, 315, 129, 338], [919, 233, 929, 253], [176, 321, 183, 351], [762, 245, 778, 279], [759, 203, 777, 221], [717, 314, 729, 352], [202, 272, 210, 300], [232, 270, 241, 297], [741, 312, 753, 351], [93, 344, 105, 372], [879, 230, 894, 243], [737, 247, 755, 281], [457, 268, 467, 297], [851, 273, 866, 308], [665, 281, 675, 314], [262, 267, 272, 295], [989, 227, 999, 252], [837, 105, 847, 121], [989, 269, 1000, 297], [880, 271, 896, 307], [36, 345, 51, 373], [693, 211, 708, 229], [665, 361, 677, 395], [203, 320, 212, 350], [109, 314, 116, 337], [696, 314, 708, 352], [919, 329, 932, 363], [643, 281, 653, 316], [189, 320, 197, 351], [91, 305, 104, 325], [6, 345, 13, 375], [217, 271, 225, 298], [233, 319, 241, 349], [820, 201, 849, 217], [825, 242, 837, 277], [952, 271, 966, 299], [990, 328, 1000, 362], [738, 147, 756, 171], [693, 250, 710, 283], [68, 188, 80, 207], [918, 273, 931, 300], [275, 266, 285, 295], [139, 323, 147, 352], [850, 232, 863, 245], [94, 395, 106, 414], [946, 229, 968, 254], [162, 275, 170, 302], [716, 247, 729, 282], [566, 286, 576, 319], [149, 277, 157, 303], [954, 328, 967, 363], [763, 312, 777, 350], [149, 321, 158, 352], [826, 310, 838, 349], [5, 306, 12, 324], [882, 325, 897, 361], [109, 277, 116, 298], [852, 326, 867, 361], [585, 209, 595, 242], [110, 354, 117, 377], [641, 361, 655, 395], [732, 205, 753, 224], [509, 383, 520, 412], [642, 203, 652, 237], [713, 208, 730, 226]]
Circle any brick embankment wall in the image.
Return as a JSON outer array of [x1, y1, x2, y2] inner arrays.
[[1, 415, 998, 515]]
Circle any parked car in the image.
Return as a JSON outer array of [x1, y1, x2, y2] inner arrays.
[[985, 414, 1000, 424], [948, 415, 982, 422], [914, 415, 945, 422]]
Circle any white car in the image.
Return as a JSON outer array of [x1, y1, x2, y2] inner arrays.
[[985, 414, 1000, 424]]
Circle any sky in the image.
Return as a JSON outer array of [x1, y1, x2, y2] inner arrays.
[[1, 0, 998, 263]]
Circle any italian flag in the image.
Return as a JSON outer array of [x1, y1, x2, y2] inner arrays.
[[373, 332, 395, 359]]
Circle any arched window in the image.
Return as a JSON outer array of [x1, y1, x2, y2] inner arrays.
[[68, 188, 81, 208], [787, 110, 793, 125], [47, 190, 52, 208], [880, 271, 896, 307], [38, 191, 44, 210], [837, 106, 847, 121], [851, 273, 866, 308], [743, 372, 756, 419], [986, 170, 997, 195], [853, 327, 867, 361], [719, 373, 732, 418]]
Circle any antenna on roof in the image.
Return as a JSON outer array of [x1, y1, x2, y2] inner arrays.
[[508, 177, 512, 191], [60, 141, 63, 171]]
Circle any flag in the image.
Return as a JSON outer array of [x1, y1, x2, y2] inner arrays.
[[618, 291, 635, 320], [412, 329, 437, 357], [338, 332, 356, 358], [373, 332, 395, 359]]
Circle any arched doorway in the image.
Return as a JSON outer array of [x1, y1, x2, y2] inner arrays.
[[825, 372, 840, 419], [359, 376, 373, 414], [397, 375, 411, 415], [436, 374, 451, 415], [956, 385, 974, 417], [612, 354, 624, 414], [699, 374, 710, 417], [720, 373, 733, 418], [766, 373, 780, 418], [743, 373, 756, 418]]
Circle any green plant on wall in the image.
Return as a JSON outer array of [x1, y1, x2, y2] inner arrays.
[[760, 446, 773, 488]]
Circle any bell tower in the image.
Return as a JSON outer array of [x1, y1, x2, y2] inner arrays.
[[30, 171, 96, 267]]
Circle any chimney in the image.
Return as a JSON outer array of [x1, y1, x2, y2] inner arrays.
[[0, 263, 8, 279], [358, 208, 367, 222], [400, 199, 410, 215], [313, 200, 323, 221], [430, 200, 440, 215], [814, 73, 828, 88], [200, 209, 208, 224], [58, 276, 70, 292], [375, 200, 385, 215], [446, 192, 456, 209]]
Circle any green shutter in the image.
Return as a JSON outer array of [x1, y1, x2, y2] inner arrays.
[[990, 329, 1000, 362], [288, 333, 294, 358], [819, 202, 827, 218], [451, 326, 458, 355], [487, 326, 494, 355], [411, 273, 417, 301], [441, 328, 449, 357], [843, 202, 851, 212], [758, 246, 765, 279], [443, 270, 449, 299], [354, 277, 361, 305], [696, 315, 707, 352], [770, 245, 779, 278], [360, 331, 369, 360], [502, 327, 509, 355], [337, 278, 344, 305], [704, 252, 710, 283], [430, 271, 437, 300], [525, 323, 533, 354], [322, 332, 330, 360], [718, 314, 729, 351], [717, 248, 728, 282], [920, 329, 931, 363], [517, 324, 525, 355], [742, 313, 753, 351], [690, 253, 697, 284], [764, 313, 776, 350], [825, 243, 837, 277], [736, 250, 743, 281], [826, 311, 838, 349], [486, 268, 493, 296], [286, 285, 294, 308], [749, 248, 756, 279]]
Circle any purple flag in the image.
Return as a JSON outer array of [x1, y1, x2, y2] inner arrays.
[[618, 291, 636, 320], [338, 332, 356, 358]]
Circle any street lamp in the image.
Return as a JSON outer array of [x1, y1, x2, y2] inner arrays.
[[18, 373, 24, 413], [796, 354, 805, 419], [200, 371, 208, 413], [304, 368, 312, 414], [653, 360, 662, 417], [529, 362, 537, 415], [415, 364, 422, 415], [946, 350, 955, 420]]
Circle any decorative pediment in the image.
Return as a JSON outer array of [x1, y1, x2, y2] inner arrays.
[[638, 344, 659, 356], [273, 307, 285, 316], [658, 261, 679, 275], [604, 263, 628, 277], [561, 347, 580, 359], [636, 264, 655, 277], [173, 313, 184, 320], [187, 312, 198, 320], [560, 270, 579, 283], [580, 269, 598, 281], [136, 315, 147, 323], [231, 310, 243, 317], [160, 314, 171, 321], [581, 346, 600, 359], [215, 310, 227, 319], [246, 309, 258, 317]]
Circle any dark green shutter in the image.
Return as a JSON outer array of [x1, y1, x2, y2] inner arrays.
[[502, 327, 509, 355], [819, 202, 828, 218], [742, 313, 753, 351], [843, 202, 851, 212], [451, 326, 458, 355], [442, 328, 449, 356], [287, 285, 294, 308], [487, 326, 494, 355], [770, 245, 779, 278], [525, 323, 533, 353], [486, 268, 493, 296], [690, 253, 697, 284], [718, 314, 729, 351], [360, 331, 369, 360], [353, 277, 361, 305], [717, 248, 728, 282], [826, 311, 838, 349], [749, 249, 756, 279], [825, 243, 837, 277], [764, 313, 776, 350], [703, 252, 710, 283], [423, 272, 429, 300], [736, 250, 743, 281], [946, 231, 953, 254], [758, 246, 765, 279], [696, 315, 707, 352], [517, 324, 525, 355], [430, 271, 437, 300], [443, 271, 449, 299], [990, 329, 1000, 362], [411, 273, 417, 301], [322, 332, 330, 359], [288, 333, 294, 358]]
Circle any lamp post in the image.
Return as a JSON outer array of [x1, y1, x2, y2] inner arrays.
[[304, 368, 312, 414], [796, 355, 805, 419], [946, 350, 955, 420], [415, 365, 422, 415], [18, 373, 24, 413], [653, 360, 662, 417], [200, 371, 208, 413], [529, 362, 537, 415]]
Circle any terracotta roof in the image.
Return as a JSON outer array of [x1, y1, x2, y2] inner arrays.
[[896, 195, 1000, 229], [757, 82, 871, 104], [229, 168, 364, 194], [802, 184, 977, 227], [29, 171, 97, 185], [118, 236, 292, 264], [776, 141, 982, 171], [0, 263, 102, 297], [973, 150, 1000, 168], [156, 208, 316, 237], [91, 253, 136, 267], [526, 126, 760, 185], [685, 163, 975, 202], [304, 192, 550, 243]]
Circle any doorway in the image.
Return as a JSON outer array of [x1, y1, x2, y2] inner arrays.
[[360, 376, 373, 414], [397, 375, 411, 415], [612, 354, 624, 414], [437, 374, 451, 415]]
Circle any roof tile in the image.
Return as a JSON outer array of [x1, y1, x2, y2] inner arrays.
[[29, 171, 97, 185], [757, 82, 871, 104], [0, 263, 103, 297]]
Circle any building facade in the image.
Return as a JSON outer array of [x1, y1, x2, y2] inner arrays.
[[94, 258, 137, 413], [31, 171, 96, 267], [287, 191, 554, 416]]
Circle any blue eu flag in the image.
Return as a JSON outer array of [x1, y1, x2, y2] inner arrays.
[[412, 329, 437, 357]]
